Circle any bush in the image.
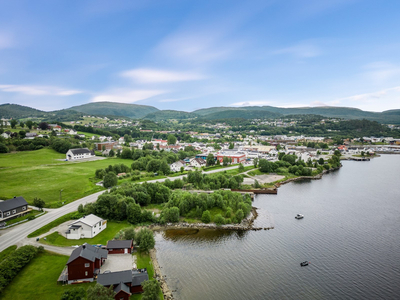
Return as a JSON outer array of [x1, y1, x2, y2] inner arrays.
[[0, 245, 39, 293], [201, 210, 211, 223], [103, 173, 118, 188], [135, 228, 155, 252], [214, 214, 225, 226], [124, 227, 136, 241]]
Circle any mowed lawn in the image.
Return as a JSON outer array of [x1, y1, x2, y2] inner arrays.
[[0, 251, 95, 300], [0, 148, 132, 207], [41, 221, 133, 247]]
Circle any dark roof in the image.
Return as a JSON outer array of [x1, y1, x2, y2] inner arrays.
[[0, 197, 28, 212], [67, 243, 108, 264], [69, 148, 93, 155], [107, 240, 133, 249], [114, 282, 131, 295], [131, 272, 149, 287], [97, 270, 132, 286], [97, 270, 148, 287]]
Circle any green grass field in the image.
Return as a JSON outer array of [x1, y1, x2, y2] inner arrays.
[[40, 221, 132, 247], [0, 251, 95, 300], [3, 210, 44, 226], [0, 148, 132, 207]]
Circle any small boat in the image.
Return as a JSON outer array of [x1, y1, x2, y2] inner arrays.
[[300, 261, 309, 267], [295, 214, 304, 219]]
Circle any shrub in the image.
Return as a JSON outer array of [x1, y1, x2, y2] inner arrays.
[[201, 210, 211, 223], [214, 214, 225, 226]]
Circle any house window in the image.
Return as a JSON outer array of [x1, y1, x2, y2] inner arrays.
[[85, 271, 88, 276], [12, 210, 16, 214], [85, 263, 90, 268], [22, 206, 26, 211], [6, 212, 10, 216]]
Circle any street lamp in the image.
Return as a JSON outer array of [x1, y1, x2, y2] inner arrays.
[[60, 189, 63, 202]]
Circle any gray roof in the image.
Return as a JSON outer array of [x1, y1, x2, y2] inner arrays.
[[107, 240, 133, 249], [67, 243, 108, 264], [131, 272, 149, 287], [97, 270, 148, 287], [114, 282, 131, 295], [0, 197, 28, 212], [69, 148, 93, 155], [97, 270, 132, 286]]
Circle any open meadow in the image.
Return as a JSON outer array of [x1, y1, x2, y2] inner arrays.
[[0, 148, 132, 207]]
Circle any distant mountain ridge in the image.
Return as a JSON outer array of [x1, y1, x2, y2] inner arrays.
[[1, 102, 400, 124]]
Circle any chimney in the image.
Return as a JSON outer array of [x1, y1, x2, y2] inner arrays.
[[82, 245, 86, 249]]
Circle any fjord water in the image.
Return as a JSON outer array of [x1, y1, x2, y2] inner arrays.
[[154, 155, 400, 300]]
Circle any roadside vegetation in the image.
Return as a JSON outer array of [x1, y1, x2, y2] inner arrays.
[[0, 245, 17, 263]]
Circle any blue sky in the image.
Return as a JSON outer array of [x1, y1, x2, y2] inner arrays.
[[0, 0, 399, 112]]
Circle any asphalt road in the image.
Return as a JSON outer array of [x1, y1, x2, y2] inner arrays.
[[0, 164, 242, 252]]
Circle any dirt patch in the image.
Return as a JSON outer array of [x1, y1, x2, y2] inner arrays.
[[253, 174, 285, 184]]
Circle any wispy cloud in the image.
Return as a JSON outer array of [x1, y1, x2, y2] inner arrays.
[[0, 84, 82, 96], [91, 89, 166, 103], [363, 62, 400, 84], [121, 68, 205, 83], [230, 100, 273, 106], [335, 86, 400, 111], [273, 41, 321, 58]]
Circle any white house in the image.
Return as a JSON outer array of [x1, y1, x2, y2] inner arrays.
[[66, 148, 95, 160], [190, 157, 207, 168], [1, 132, 10, 139], [65, 214, 107, 240], [170, 160, 186, 172]]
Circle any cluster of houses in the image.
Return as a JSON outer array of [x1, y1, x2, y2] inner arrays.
[[60, 241, 148, 300], [57, 213, 149, 299]]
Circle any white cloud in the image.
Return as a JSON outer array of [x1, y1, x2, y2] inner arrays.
[[335, 86, 400, 111], [230, 100, 273, 106], [91, 89, 166, 103], [363, 62, 400, 84], [0, 84, 82, 96], [121, 68, 205, 83], [273, 41, 321, 58]]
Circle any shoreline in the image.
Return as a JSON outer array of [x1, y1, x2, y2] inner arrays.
[[148, 165, 341, 299]]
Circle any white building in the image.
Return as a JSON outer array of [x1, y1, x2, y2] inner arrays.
[[65, 214, 107, 240], [66, 148, 95, 160], [190, 157, 207, 168], [170, 160, 186, 172]]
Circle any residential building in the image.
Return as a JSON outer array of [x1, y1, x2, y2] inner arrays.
[[65, 214, 107, 240], [66, 243, 108, 284], [0, 196, 30, 222], [66, 148, 95, 160], [170, 160, 186, 172], [190, 157, 207, 168], [97, 269, 149, 298], [106, 240, 134, 254]]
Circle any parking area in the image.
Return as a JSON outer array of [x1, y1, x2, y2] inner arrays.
[[100, 254, 136, 273]]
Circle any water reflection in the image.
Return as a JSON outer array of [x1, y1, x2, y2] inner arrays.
[[160, 228, 249, 242]]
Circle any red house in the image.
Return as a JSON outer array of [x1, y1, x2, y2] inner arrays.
[[66, 243, 108, 284], [97, 269, 149, 299], [107, 240, 134, 254]]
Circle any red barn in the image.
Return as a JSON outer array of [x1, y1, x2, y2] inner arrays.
[[107, 240, 134, 254], [66, 243, 108, 284]]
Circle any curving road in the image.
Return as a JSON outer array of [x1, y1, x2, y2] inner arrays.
[[0, 164, 242, 252]]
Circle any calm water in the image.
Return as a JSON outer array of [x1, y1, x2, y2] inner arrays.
[[155, 155, 400, 300]]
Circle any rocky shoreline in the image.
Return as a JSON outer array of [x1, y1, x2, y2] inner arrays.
[[150, 248, 175, 300]]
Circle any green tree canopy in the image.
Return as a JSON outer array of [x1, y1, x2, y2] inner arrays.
[[87, 284, 115, 300], [135, 228, 155, 252], [142, 280, 161, 300], [103, 173, 118, 188]]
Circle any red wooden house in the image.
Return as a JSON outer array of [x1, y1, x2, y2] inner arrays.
[[66, 243, 108, 284], [97, 269, 149, 299], [107, 240, 134, 254]]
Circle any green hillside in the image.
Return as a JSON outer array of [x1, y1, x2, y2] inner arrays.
[[0, 104, 47, 119], [143, 110, 199, 121], [201, 109, 282, 120], [193, 106, 400, 124], [69, 102, 159, 119]]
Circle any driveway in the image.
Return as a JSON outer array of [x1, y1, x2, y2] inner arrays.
[[100, 254, 136, 273]]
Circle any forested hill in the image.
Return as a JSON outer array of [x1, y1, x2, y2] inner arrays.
[[142, 110, 199, 121], [69, 102, 159, 119], [0, 104, 47, 118], [193, 106, 400, 124]]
